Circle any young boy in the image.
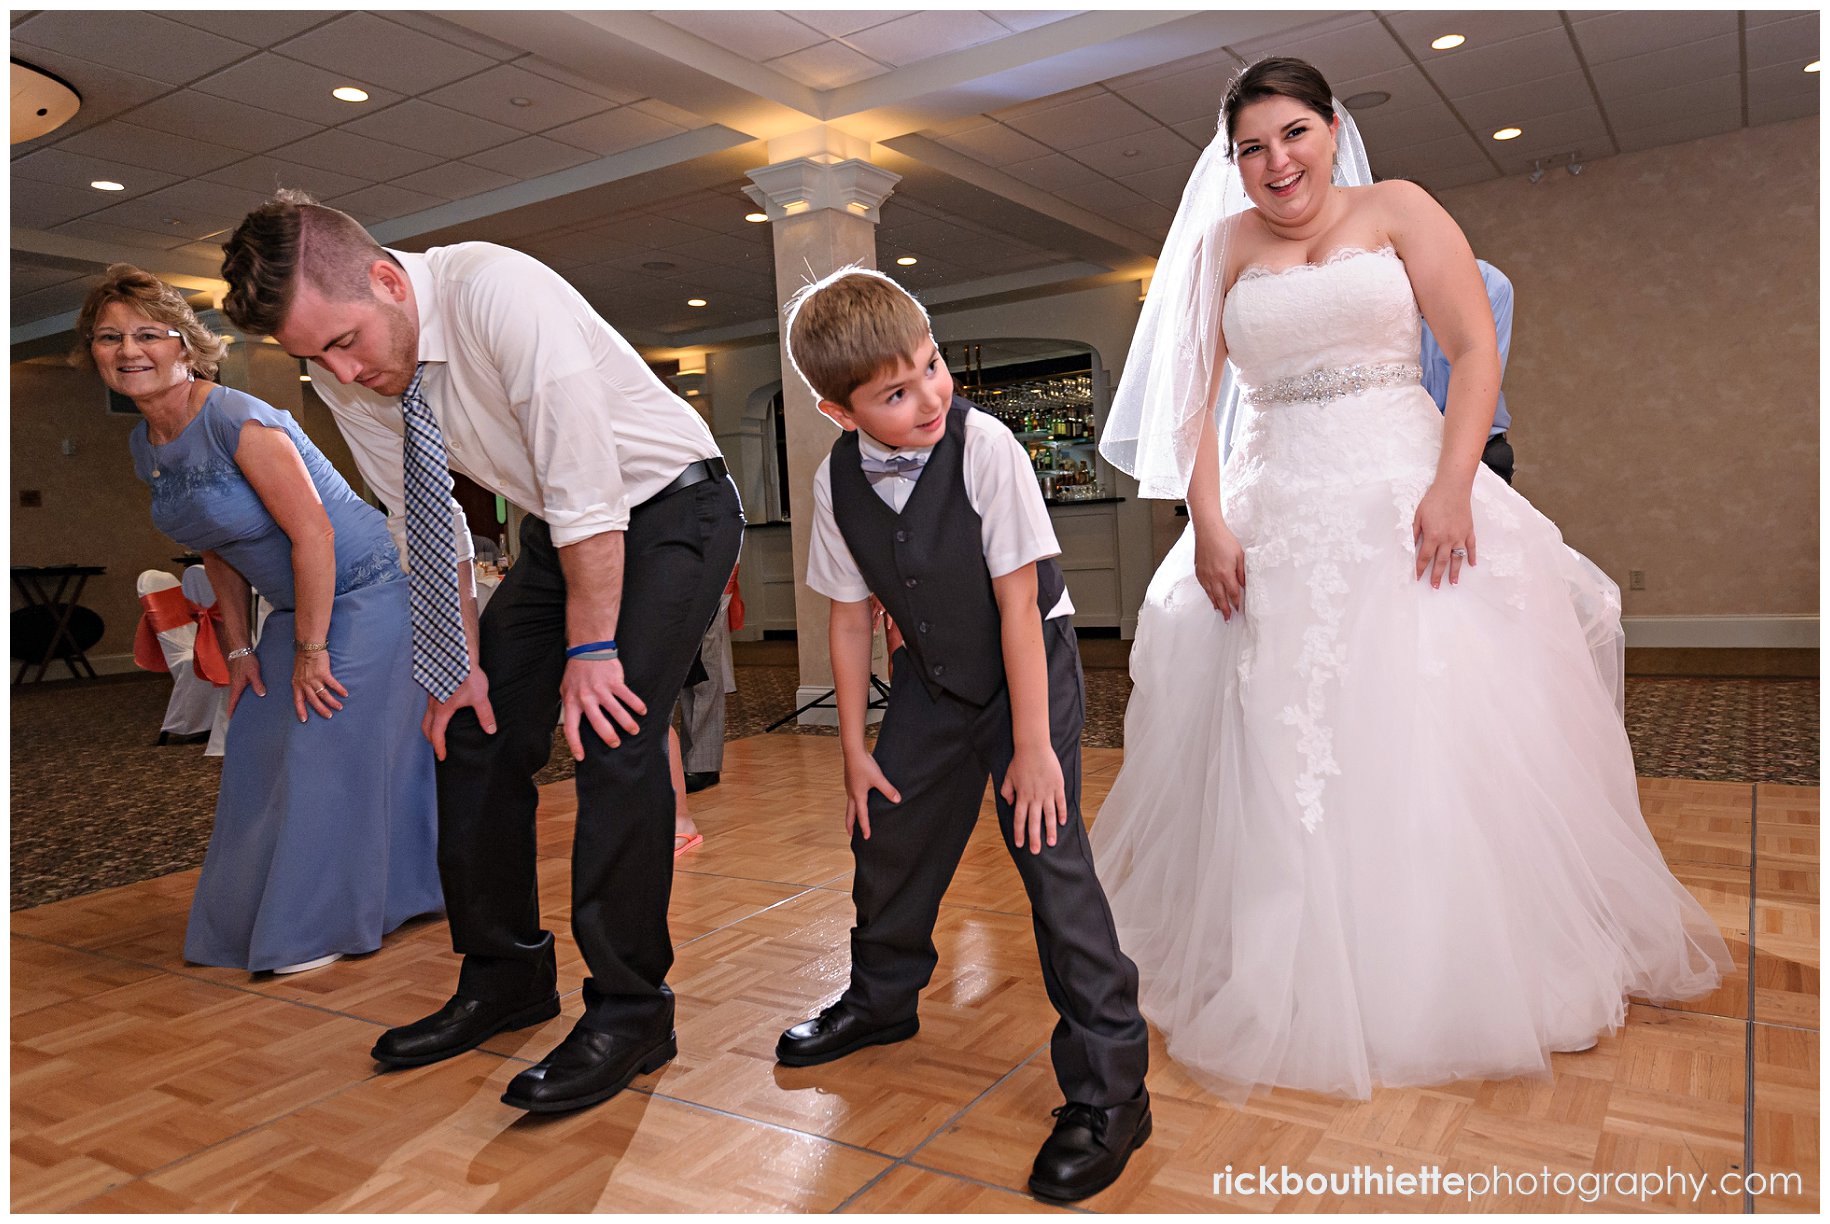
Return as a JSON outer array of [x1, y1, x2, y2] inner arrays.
[[779, 267, 1151, 1202]]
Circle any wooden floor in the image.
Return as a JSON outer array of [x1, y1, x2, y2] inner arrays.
[[11, 736, 1818, 1213]]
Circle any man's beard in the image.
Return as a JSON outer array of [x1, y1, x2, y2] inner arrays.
[[373, 301, 419, 397]]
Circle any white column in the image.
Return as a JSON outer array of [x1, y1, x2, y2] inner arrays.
[[745, 131, 900, 722]]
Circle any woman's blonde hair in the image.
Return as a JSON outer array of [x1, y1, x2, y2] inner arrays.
[[74, 263, 228, 379]]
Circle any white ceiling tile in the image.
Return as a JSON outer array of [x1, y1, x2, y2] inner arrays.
[[1064, 125, 1201, 179], [1748, 93, 1818, 127], [1747, 60, 1822, 103], [1240, 19, 1412, 86], [994, 82, 1106, 121], [11, 149, 182, 200], [608, 213, 722, 251], [1105, 46, 1240, 91], [425, 63, 617, 134], [767, 40, 891, 90], [1605, 74, 1742, 131], [1350, 99, 1469, 151], [392, 161, 520, 202], [652, 11, 827, 61], [1002, 92, 1160, 151], [55, 121, 248, 177], [1569, 10, 1739, 64], [842, 10, 1014, 68], [1744, 10, 1815, 28], [48, 220, 187, 254], [463, 136, 597, 179], [203, 157, 373, 201], [1614, 109, 1744, 153], [1745, 14, 1820, 71], [1455, 72, 1597, 131], [1421, 28, 1583, 97], [380, 12, 525, 61], [1116, 162, 1201, 209], [1232, 11, 1380, 58], [14, 281, 102, 318], [984, 11, 1080, 35], [996, 152, 1097, 193], [645, 190, 763, 233], [343, 100, 524, 161], [938, 121, 1056, 165], [88, 179, 271, 242], [1333, 64, 1448, 117], [12, 181, 115, 230], [1485, 108, 1615, 172], [122, 91, 322, 155], [158, 10, 334, 48], [1051, 177, 1152, 216], [1370, 129, 1490, 177], [13, 261, 83, 296], [1590, 35, 1740, 100], [788, 10, 915, 38], [268, 128, 446, 179], [328, 183, 451, 226], [1172, 116, 1221, 146], [629, 98, 707, 128], [514, 57, 646, 106], [543, 105, 690, 156], [1111, 67, 1228, 128], [276, 13, 499, 96], [190, 53, 403, 126], [12, 10, 254, 87], [1383, 10, 1566, 58]]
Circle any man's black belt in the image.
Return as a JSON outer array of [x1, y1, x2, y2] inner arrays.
[[648, 457, 729, 503]]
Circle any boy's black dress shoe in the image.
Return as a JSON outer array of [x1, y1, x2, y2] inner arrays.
[[1027, 1088, 1152, 1203], [501, 1025, 678, 1113], [371, 992, 561, 1068], [683, 771, 720, 793], [775, 1001, 919, 1066]]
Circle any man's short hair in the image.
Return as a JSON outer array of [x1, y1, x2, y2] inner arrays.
[[784, 266, 933, 408], [218, 188, 394, 336]]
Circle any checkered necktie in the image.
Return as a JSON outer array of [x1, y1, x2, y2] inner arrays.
[[401, 364, 470, 701]]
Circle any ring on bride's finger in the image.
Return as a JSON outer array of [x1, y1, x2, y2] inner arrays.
[[1450, 548, 1467, 558]]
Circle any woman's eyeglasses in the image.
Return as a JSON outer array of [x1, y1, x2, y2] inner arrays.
[[91, 328, 182, 348]]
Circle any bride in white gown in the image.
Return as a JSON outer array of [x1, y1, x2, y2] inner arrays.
[[1092, 57, 1731, 1102]]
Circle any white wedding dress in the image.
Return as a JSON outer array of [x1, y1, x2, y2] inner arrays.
[[1092, 245, 1731, 1102]]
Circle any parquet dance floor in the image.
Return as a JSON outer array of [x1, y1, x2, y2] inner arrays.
[[11, 736, 1818, 1212]]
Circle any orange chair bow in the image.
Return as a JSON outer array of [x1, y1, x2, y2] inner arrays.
[[133, 586, 230, 685]]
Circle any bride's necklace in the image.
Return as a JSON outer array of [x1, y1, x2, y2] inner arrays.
[[147, 379, 207, 479]]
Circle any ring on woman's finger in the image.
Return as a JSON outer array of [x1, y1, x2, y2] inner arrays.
[[313, 685, 328, 694], [1450, 548, 1467, 558]]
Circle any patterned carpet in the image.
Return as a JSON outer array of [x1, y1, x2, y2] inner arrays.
[[12, 663, 1818, 910]]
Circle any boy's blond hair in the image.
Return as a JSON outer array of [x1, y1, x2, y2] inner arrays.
[[784, 266, 933, 409]]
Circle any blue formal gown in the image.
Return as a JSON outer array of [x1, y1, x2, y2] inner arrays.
[[131, 385, 442, 971]]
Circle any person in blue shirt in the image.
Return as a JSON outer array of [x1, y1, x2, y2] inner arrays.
[[1421, 258, 1514, 484]]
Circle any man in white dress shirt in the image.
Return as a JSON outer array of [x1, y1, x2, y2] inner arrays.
[[221, 192, 743, 1114]]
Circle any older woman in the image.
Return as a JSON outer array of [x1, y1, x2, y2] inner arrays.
[[82, 264, 440, 974]]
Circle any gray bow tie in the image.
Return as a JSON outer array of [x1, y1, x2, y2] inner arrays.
[[860, 452, 927, 486]]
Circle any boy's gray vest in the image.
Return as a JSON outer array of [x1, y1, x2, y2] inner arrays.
[[829, 398, 1065, 706]]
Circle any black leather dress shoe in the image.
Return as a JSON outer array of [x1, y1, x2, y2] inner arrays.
[[683, 771, 720, 794], [371, 992, 561, 1069], [775, 1001, 919, 1067], [501, 1025, 678, 1113], [1027, 1088, 1152, 1203]]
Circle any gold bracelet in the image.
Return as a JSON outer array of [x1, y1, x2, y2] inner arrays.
[[294, 639, 329, 653]]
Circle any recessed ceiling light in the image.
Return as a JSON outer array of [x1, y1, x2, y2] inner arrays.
[[89, 179, 124, 191], [686, 298, 708, 307], [896, 256, 918, 266], [643, 260, 677, 271], [299, 374, 312, 382], [1431, 34, 1466, 50], [1492, 127, 1523, 141], [1343, 91, 1391, 110], [685, 388, 701, 397], [509, 96, 533, 107], [744, 212, 768, 223], [1121, 148, 1141, 158], [331, 86, 369, 103], [1807, 60, 1821, 73]]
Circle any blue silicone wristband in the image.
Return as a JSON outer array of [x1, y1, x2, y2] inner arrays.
[[566, 639, 618, 659]]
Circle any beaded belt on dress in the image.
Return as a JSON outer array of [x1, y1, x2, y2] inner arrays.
[[1245, 362, 1423, 407]]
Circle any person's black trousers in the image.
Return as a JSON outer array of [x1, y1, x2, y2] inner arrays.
[[435, 475, 743, 1037], [1482, 432, 1515, 485], [841, 616, 1149, 1106]]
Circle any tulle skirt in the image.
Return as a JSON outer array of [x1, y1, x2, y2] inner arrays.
[[1092, 390, 1731, 1102]]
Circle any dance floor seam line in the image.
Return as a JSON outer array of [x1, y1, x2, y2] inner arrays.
[[671, 881, 828, 952], [1743, 781, 1758, 1214]]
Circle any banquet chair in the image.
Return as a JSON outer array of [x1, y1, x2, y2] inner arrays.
[[181, 566, 234, 757], [134, 569, 226, 745]]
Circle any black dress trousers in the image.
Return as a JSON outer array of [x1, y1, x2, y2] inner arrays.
[[435, 475, 743, 1036]]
